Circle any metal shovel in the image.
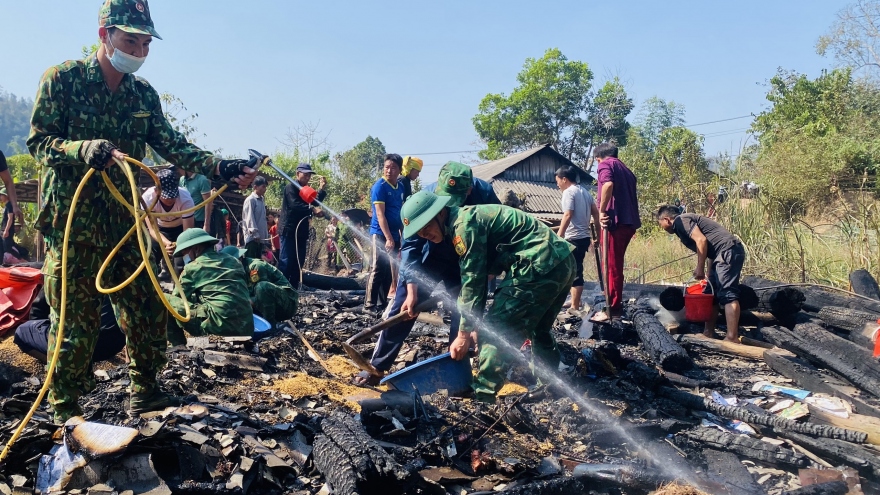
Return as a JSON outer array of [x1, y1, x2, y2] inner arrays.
[[342, 296, 442, 376]]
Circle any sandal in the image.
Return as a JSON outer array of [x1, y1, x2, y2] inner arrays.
[[351, 370, 383, 387]]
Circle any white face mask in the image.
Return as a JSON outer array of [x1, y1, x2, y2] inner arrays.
[[107, 36, 146, 74], [183, 255, 192, 265]]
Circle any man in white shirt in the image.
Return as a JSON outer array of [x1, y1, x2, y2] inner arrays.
[[241, 176, 269, 259], [555, 165, 600, 312], [142, 168, 195, 280]]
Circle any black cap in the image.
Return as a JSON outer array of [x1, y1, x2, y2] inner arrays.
[[296, 163, 314, 173]]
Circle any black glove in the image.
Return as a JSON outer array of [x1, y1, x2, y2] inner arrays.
[[81, 139, 118, 170], [217, 156, 259, 182]]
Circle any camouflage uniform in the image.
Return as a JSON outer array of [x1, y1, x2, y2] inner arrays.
[[166, 250, 253, 345], [26, 1, 223, 420], [239, 257, 298, 325], [446, 204, 575, 400]]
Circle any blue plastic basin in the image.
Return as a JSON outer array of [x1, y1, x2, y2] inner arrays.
[[253, 314, 272, 334], [380, 352, 472, 397]]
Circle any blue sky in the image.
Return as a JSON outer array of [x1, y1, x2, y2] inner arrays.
[[2, 1, 847, 182]]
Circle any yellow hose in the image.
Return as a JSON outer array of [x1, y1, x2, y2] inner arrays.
[[0, 156, 228, 461]]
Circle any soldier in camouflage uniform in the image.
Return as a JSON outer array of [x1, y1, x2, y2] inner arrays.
[[400, 191, 575, 401], [353, 161, 500, 387], [222, 246, 298, 325], [166, 230, 253, 346], [27, 0, 258, 421]]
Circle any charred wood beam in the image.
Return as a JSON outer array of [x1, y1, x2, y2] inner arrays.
[[781, 481, 849, 495], [659, 387, 868, 443], [816, 306, 878, 350], [496, 477, 586, 495], [631, 301, 693, 372], [571, 463, 675, 491], [754, 286, 805, 319], [744, 276, 880, 314], [775, 430, 880, 479], [623, 361, 719, 389], [301, 271, 365, 291], [762, 324, 880, 398], [682, 428, 807, 468], [850, 269, 880, 301], [763, 350, 880, 420], [312, 412, 418, 495]]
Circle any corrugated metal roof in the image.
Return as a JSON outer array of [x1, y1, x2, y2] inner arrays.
[[491, 179, 597, 217], [491, 179, 561, 214], [533, 212, 563, 223]]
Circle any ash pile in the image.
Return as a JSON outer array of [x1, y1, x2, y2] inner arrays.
[[2, 280, 880, 495]]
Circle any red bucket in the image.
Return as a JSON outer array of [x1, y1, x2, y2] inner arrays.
[[684, 280, 715, 322]]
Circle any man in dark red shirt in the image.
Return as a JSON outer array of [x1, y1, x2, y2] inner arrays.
[[593, 143, 640, 322]]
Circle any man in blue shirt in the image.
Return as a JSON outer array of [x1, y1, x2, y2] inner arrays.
[[364, 153, 404, 315]]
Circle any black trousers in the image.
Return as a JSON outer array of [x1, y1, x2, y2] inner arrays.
[[245, 240, 263, 259], [567, 236, 592, 287], [279, 223, 310, 288]]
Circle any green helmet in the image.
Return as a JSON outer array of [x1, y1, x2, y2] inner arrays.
[[173, 228, 217, 257], [221, 246, 246, 258], [99, 0, 162, 39], [401, 190, 450, 239], [435, 161, 473, 207]]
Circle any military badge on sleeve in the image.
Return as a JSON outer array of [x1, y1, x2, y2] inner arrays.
[[453, 235, 466, 256], [250, 269, 260, 284]]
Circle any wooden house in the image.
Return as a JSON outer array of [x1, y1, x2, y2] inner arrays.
[[471, 144, 594, 224]]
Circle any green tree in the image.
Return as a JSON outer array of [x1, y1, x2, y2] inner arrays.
[[753, 69, 854, 147], [81, 42, 100, 58], [472, 48, 632, 166], [620, 97, 712, 223], [263, 123, 334, 210], [751, 68, 880, 211], [4, 153, 41, 256], [0, 88, 33, 157], [817, 0, 880, 76], [633, 96, 686, 152], [330, 136, 386, 211]]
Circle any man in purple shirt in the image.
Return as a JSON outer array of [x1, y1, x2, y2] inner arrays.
[[593, 143, 640, 322]]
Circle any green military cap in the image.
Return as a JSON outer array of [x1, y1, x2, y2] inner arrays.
[[173, 228, 217, 257], [99, 0, 162, 39], [0, 188, 6, 196], [435, 161, 473, 207], [401, 190, 450, 239], [221, 246, 247, 259]]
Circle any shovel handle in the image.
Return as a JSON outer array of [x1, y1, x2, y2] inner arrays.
[[346, 296, 442, 345]]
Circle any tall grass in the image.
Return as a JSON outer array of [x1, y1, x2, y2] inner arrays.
[[620, 177, 880, 287]]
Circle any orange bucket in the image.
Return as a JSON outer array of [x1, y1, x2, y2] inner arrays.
[[684, 280, 715, 322]]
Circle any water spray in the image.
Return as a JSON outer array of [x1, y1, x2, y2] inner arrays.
[[251, 152, 699, 486]]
